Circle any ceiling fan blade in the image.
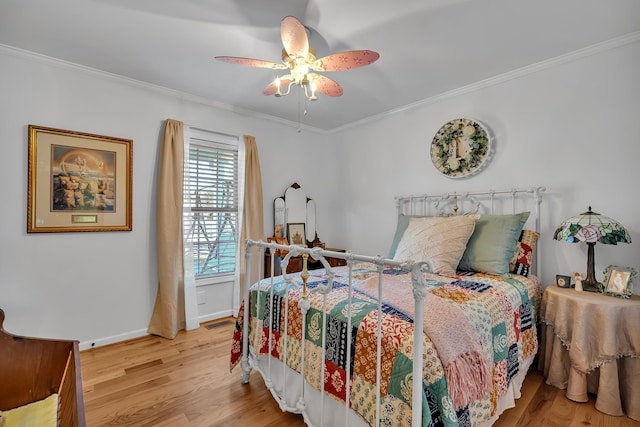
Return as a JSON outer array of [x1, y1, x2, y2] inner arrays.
[[215, 56, 286, 70], [310, 74, 343, 97], [263, 78, 293, 96], [281, 16, 309, 60], [314, 50, 380, 72]]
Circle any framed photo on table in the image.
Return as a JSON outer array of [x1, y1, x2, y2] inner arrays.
[[555, 274, 571, 288], [287, 223, 306, 246], [27, 125, 133, 233], [602, 265, 637, 299]]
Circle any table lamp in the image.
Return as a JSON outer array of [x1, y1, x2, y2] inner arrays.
[[553, 207, 631, 292]]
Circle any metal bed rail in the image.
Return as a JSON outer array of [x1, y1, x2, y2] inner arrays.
[[242, 241, 430, 427]]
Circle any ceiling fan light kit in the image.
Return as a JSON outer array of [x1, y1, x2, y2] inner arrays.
[[273, 47, 318, 100], [215, 15, 379, 115]]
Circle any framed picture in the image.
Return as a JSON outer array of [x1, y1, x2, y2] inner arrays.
[[602, 265, 637, 299], [27, 125, 133, 233], [287, 222, 306, 246], [555, 274, 571, 288]]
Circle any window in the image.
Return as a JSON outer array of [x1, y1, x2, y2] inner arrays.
[[183, 128, 239, 279]]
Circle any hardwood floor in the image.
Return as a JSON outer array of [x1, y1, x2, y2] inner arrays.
[[81, 317, 640, 427]]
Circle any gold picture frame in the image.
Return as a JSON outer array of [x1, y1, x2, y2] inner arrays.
[[27, 125, 133, 233]]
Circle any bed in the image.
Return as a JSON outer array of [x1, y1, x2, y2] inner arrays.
[[0, 308, 86, 427], [231, 187, 545, 427]]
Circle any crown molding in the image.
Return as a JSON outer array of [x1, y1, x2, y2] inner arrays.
[[3, 30, 639, 136], [331, 31, 640, 134], [0, 43, 327, 135]]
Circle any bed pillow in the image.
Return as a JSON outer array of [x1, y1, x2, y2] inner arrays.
[[393, 215, 479, 276], [387, 214, 427, 258], [509, 229, 540, 277], [458, 212, 530, 275]]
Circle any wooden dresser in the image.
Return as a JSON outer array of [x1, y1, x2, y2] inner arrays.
[[264, 248, 346, 277]]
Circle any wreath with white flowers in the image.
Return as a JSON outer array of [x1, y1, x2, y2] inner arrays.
[[431, 118, 491, 178]]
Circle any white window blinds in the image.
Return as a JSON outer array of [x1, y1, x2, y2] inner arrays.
[[183, 128, 239, 278]]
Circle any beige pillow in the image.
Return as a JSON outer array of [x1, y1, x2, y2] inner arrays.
[[393, 215, 479, 276]]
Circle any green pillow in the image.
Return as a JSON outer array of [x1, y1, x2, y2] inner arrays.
[[458, 212, 530, 275]]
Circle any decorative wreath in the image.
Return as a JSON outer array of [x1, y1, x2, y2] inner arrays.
[[431, 118, 491, 178]]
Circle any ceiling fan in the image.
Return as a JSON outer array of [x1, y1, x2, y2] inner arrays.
[[215, 16, 380, 101]]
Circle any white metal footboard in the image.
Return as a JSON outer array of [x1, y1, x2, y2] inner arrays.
[[241, 241, 430, 427]]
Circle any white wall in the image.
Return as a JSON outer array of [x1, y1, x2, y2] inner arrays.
[[331, 37, 640, 290], [0, 46, 329, 347], [1, 35, 638, 349]]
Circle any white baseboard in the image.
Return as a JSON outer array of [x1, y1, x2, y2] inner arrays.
[[78, 309, 235, 351], [79, 328, 148, 351], [197, 309, 235, 324]]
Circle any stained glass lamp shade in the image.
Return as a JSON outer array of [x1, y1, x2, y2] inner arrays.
[[554, 207, 631, 292]]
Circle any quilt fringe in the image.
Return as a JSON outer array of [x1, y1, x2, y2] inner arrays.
[[446, 350, 492, 410]]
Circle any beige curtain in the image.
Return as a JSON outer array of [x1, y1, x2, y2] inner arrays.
[[238, 135, 264, 307], [148, 119, 185, 339]]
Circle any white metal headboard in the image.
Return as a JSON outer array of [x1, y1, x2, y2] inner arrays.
[[395, 187, 546, 277]]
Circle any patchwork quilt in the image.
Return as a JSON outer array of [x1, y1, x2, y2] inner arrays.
[[230, 264, 541, 427]]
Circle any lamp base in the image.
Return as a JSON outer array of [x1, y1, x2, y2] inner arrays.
[[583, 242, 601, 293], [581, 280, 601, 293]]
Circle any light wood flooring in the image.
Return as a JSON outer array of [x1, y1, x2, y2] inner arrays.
[[80, 317, 640, 427]]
